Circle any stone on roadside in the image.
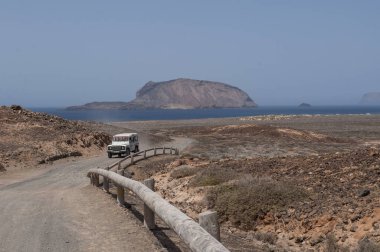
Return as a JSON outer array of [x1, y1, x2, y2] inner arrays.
[[359, 189, 370, 197], [350, 225, 358, 232], [310, 235, 324, 246]]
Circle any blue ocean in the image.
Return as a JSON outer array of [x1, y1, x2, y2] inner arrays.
[[29, 106, 380, 122]]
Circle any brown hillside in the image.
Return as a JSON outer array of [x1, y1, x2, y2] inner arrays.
[[0, 105, 110, 169]]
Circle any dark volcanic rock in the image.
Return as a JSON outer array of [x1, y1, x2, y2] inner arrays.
[[359, 189, 370, 197], [67, 78, 256, 110], [0, 163, 6, 172], [10, 105, 23, 111]]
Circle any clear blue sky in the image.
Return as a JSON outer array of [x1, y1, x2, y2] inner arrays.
[[0, 0, 379, 107]]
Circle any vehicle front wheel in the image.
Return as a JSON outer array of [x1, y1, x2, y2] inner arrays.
[[135, 146, 139, 152], [108, 153, 112, 158], [126, 148, 130, 156]]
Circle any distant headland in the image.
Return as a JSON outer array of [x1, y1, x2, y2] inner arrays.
[[298, 103, 312, 108], [66, 78, 257, 110]]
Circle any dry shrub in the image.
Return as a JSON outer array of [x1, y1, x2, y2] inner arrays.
[[326, 236, 380, 252], [132, 156, 177, 177], [170, 165, 200, 179], [207, 176, 308, 230], [0, 163, 6, 172], [326, 234, 340, 252], [189, 166, 239, 187], [253, 232, 278, 245], [356, 238, 380, 252]]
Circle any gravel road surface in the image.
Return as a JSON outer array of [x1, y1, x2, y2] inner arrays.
[[0, 135, 193, 252], [0, 155, 166, 252]]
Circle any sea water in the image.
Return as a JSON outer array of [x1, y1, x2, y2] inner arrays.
[[29, 106, 380, 122]]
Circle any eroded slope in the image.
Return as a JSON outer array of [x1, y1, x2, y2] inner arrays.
[[0, 106, 110, 170]]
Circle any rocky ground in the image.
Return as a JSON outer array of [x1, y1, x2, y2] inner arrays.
[[117, 114, 380, 251], [0, 105, 111, 170], [2, 107, 380, 251], [0, 105, 169, 172], [0, 108, 183, 252]]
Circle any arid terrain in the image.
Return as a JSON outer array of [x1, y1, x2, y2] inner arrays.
[[0, 105, 110, 169], [115, 114, 380, 251], [0, 105, 168, 172], [1, 107, 380, 251], [0, 106, 181, 252]]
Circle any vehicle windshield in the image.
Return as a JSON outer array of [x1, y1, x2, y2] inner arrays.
[[112, 136, 129, 142]]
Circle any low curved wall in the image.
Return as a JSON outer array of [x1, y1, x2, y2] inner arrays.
[[87, 168, 229, 252]]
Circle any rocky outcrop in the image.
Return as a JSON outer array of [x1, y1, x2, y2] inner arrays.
[[67, 78, 256, 110], [126, 78, 256, 109], [360, 92, 380, 105]]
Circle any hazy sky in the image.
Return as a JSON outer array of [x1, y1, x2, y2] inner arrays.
[[0, 1, 379, 107]]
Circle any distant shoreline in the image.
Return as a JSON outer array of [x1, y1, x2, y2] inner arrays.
[[110, 113, 380, 124], [28, 106, 380, 123]]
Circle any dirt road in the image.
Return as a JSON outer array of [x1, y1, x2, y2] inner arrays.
[[0, 156, 166, 252]]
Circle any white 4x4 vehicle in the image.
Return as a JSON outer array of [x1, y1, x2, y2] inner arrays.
[[107, 133, 139, 158]]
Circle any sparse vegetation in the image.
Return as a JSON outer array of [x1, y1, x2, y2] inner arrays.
[[170, 165, 200, 179], [356, 238, 380, 252], [119, 115, 380, 251], [325, 235, 380, 252], [126, 155, 177, 180], [207, 176, 308, 230], [325, 234, 340, 252], [189, 166, 239, 187], [253, 232, 278, 245]]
